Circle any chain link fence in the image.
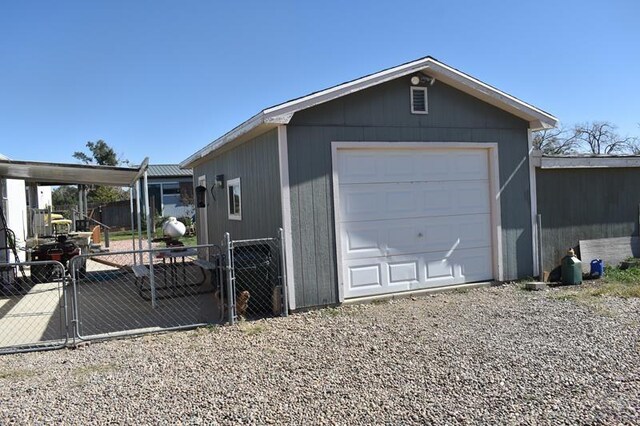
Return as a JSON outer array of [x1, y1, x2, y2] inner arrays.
[[225, 229, 288, 324], [0, 229, 288, 354], [68, 244, 223, 342], [0, 260, 68, 354]]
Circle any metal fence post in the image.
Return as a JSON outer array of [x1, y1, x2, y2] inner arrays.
[[224, 232, 236, 325], [278, 228, 289, 317], [143, 170, 156, 309], [537, 214, 544, 280], [69, 257, 79, 347]]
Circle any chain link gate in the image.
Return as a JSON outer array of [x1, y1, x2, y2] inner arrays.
[[68, 244, 224, 343], [0, 260, 68, 354], [224, 228, 288, 325], [1, 229, 289, 354]]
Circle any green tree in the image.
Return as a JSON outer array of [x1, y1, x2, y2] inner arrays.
[[73, 140, 119, 166], [52, 185, 78, 209], [73, 140, 129, 205]]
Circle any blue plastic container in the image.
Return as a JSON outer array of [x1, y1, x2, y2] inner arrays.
[[590, 259, 604, 278]]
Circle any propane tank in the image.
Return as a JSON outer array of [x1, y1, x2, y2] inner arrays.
[[561, 249, 582, 285], [162, 217, 186, 238]]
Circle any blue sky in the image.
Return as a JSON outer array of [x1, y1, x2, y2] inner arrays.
[[1, 0, 638, 165]]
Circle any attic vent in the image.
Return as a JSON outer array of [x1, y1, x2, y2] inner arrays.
[[411, 87, 428, 114]]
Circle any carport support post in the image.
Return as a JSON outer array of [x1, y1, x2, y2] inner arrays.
[[129, 186, 137, 265], [135, 180, 143, 253], [143, 171, 156, 308]]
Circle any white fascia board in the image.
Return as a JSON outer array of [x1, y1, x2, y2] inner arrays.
[[425, 61, 558, 130], [263, 59, 435, 118], [181, 57, 558, 167], [180, 112, 266, 168], [540, 156, 640, 169], [264, 57, 558, 130], [180, 59, 439, 168]]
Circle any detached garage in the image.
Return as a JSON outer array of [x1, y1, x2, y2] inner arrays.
[[181, 56, 557, 311]]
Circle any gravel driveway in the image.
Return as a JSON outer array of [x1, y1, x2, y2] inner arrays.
[[1, 284, 639, 425]]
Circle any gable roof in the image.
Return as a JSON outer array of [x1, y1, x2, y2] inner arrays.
[[181, 56, 558, 168], [147, 164, 192, 178]]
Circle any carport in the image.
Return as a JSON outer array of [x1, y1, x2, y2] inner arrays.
[[0, 157, 152, 253], [0, 157, 193, 352]]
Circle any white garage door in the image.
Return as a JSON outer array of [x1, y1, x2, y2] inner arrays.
[[336, 147, 494, 299]]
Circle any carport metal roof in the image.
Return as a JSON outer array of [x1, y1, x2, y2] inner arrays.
[[0, 158, 149, 186]]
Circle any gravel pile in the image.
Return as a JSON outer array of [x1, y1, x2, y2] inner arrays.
[[1, 284, 639, 425]]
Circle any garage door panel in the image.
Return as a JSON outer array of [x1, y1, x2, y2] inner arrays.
[[383, 154, 421, 181], [344, 191, 380, 216], [422, 247, 492, 283], [388, 261, 419, 284], [456, 183, 491, 212], [349, 264, 382, 289], [344, 227, 380, 254], [339, 153, 379, 183], [337, 147, 495, 299], [387, 190, 418, 213], [340, 181, 489, 222], [457, 216, 492, 248], [338, 149, 488, 184], [341, 214, 492, 260], [452, 151, 490, 180], [426, 258, 454, 279], [457, 249, 493, 281], [343, 247, 493, 297]]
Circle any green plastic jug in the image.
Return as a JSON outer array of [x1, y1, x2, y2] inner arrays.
[[561, 249, 582, 285]]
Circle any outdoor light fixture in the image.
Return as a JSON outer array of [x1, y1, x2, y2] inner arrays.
[[411, 74, 436, 86], [195, 185, 207, 208]]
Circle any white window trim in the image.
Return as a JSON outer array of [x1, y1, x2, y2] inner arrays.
[[227, 178, 242, 221], [410, 86, 428, 114]]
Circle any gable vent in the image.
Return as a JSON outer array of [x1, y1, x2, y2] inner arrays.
[[411, 87, 428, 114]]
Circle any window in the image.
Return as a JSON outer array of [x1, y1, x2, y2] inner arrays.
[[410, 86, 428, 114], [147, 184, 162, 215], [227, 178, 241, 220], [162, 183, 181, 207]]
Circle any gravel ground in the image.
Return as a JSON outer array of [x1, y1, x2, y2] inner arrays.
[[1, 283, 639, 425]]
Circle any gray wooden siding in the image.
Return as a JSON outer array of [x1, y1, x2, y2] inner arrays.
[[193, 129, 282, 245], [288, 76, 532, 309], [537, 167, 640, 276]]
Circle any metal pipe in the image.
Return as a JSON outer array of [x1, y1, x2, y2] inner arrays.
[[61, 262, 70, 346], [129, 186, 137, 265], [135, 180, 143, 253], [278, 227, 289, 317], [71, 258, 81, 346], [224, 232, 235, 325], [83, 186, 88, 219], [77, 185, 83, 225], [143, 171, 156, 308], [537, 214, 543, 281]]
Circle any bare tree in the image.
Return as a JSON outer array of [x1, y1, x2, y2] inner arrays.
[[626, 137, 640, 155], [572, 121, 635, 155], [532, 127, 577, 155], [632, 124, 640, 155]]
